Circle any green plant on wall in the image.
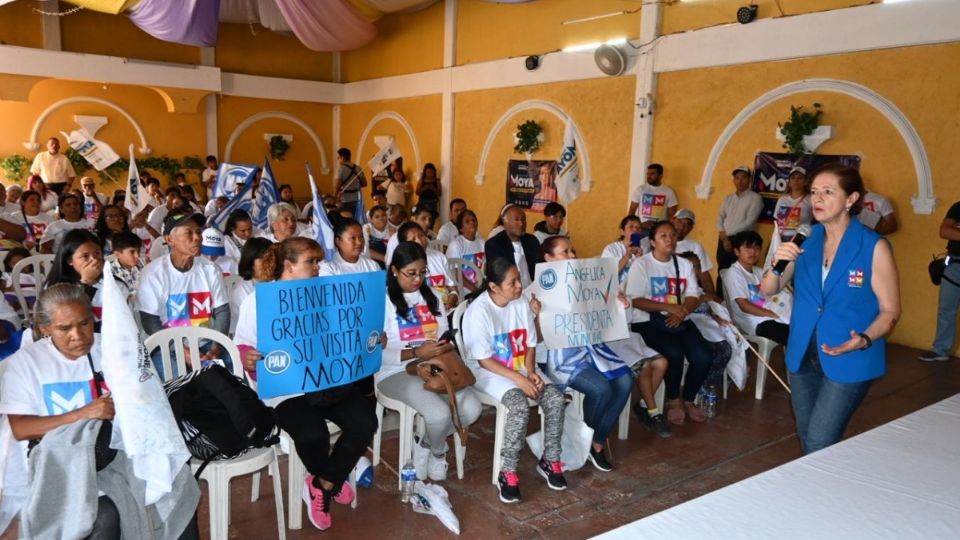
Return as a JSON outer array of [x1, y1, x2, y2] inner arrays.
[[513, 120, 543, 155], [139, 155, 181, 182], [64, 148, 90, 176], [182, 155, 204, 171], [779, 103, 823, 155], [0, 154, 29, 182], [269, 135, 290, 161]]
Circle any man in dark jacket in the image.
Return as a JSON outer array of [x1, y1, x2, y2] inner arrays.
[[485, 204, 540, 287]]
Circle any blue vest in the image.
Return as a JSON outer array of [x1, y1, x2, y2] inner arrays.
[[786, 219, 885, 383]]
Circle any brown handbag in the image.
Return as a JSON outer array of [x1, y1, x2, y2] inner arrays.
[[406, 349, 476, 442]]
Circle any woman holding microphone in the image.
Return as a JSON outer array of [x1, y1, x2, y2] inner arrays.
[[761, 164, 900, 454]]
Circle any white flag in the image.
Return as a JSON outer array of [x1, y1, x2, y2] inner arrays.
[[367, 140, 402, 176], [60, 128, 120, 171], [100, 261, 191, 504], [123, 144, 150, 215], [307, 163, 336, 262], [555, 120, 581, 205]]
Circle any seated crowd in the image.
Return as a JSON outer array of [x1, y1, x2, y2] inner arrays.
[[0, 153, 898, 536]]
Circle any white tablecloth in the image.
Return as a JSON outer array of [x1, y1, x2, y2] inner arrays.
[[595, 394, 960, 540]]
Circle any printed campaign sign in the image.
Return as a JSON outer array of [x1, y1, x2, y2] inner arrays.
[[532, 257, 629, 350], [255, 271, 386, 399]]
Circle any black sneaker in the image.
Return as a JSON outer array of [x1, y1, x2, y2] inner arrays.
[[587, 447, 613, 472], [635, 403, 672, 438], [536, 457, 568, 491], [919, 350, 949, 362], [497, 471, 521, 503]]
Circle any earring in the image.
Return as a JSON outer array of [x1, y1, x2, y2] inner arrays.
[[845, 206, 851, 212]]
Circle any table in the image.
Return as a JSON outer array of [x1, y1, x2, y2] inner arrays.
[[595, 394, 960, 540]]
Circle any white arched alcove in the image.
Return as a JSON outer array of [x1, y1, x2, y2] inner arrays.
[[475, 99, 591, 191], [696, 78, 935, 214], [224, 111, 330, 174], [356, 111, 422, 179], [25, 96, 151, 154]]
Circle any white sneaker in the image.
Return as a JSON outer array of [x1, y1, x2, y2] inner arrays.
[[412, 439, 430, 481], [427, 452, 448, 482]]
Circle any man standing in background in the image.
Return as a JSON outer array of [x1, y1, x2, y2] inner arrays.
[[335, 147, 367, 214], [628, 163, 679, 232], [920, 201, 960, 362], [29, 137, 76, 195], [716, 166, 763, 294]]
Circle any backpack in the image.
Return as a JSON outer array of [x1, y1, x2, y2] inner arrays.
[[164, 364, 280, 477]]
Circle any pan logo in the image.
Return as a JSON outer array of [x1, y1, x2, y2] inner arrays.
[[264, 350, 291, 375], [539, 269, 557, 290]]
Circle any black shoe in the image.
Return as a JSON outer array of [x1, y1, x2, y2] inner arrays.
[[497, 471, 521, 503], [636, 403, 672, 438], [587, 447, 613, 472], [536, 457, 568, 491]]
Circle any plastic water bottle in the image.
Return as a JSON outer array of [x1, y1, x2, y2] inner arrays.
[[400, 460, 416, 503], [694, 388, 705, 408], [705, 388, 717, 419]]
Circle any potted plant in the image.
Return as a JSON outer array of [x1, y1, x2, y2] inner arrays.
[[0, 154, 29, 182], [513, 120, 544, 155], [269, 135, 290, 161], [778, 103, 829, 155]]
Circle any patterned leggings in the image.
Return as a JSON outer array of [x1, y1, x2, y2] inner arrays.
[[499, 385, 565, 472]]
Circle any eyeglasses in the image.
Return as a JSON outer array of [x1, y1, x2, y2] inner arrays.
[[399, 269, 429, 279]]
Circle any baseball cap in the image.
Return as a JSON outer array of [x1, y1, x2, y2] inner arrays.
[[674, 208, 696, 223], [732, 165, 752, 176], [162, 208, 206, 235], [788, 166, 807, 177], [201, 227, 225, 256], [80, 176, 96, 186]]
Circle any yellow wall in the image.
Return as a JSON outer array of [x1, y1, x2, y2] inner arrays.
[[61, 10, 201, 65], [341, 1, 445, 82], [456, 0, 640, 65], [216, 24, 335, 82], [339, 95, 442, 204], [662, 0, 873, 34], [0, 1, 43, 49], [0, 79, 205, 190], [453, 77, 635, 260], [650, 43, 960, 351], [217, 96, 334, 198]]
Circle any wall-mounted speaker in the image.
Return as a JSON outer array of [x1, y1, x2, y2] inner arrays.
[[737, 4, 758, 24]]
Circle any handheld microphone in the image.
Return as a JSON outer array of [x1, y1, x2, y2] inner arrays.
[[773, 224, 812, 276]]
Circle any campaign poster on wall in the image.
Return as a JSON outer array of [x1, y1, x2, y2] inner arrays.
[[506, 160, 558, 213], [530, 257, 629, 350], [752, 152, 861, 224], [255, 271, 386, 400]]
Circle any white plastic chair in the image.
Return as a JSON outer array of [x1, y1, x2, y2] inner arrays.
[[372, 389, 466, 489], [719, 268, 781, 400], [445, 257, 483, 298], [11, 254, 54, 327], [144, 327, 286, 540]]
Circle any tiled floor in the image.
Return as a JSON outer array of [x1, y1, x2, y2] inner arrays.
[[5, 344, 957, 539]]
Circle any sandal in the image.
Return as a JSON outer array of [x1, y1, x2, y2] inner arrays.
[[684, 401, 706, 423], [666, 399, 685, 425]]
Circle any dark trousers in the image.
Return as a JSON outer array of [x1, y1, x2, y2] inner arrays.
[[86, 496, 199, 540], [715, 238, 737, 297], [275, 389, 378, 489], [633, 321, 713, 402], [756, 319, 790, 347], [48, 182, 68, 195]]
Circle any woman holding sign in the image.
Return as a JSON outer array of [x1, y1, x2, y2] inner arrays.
[[379, 242, 481, 482], [234, 237, 377, 532], [463, 257, 567, 504], [539, 236, 634, 472]]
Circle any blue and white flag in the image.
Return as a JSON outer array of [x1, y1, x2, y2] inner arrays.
[[555, 119, 581, 205], [354, 190, 368, 225], [252, 157, 280, 230], [307, 162, 335, 262], [123, 144, 150, 215], [212, 163, 258, 199], [208, 167, 258, 231]]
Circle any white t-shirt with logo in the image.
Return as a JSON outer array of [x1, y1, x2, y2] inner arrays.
[[82, 193, 108, 221], [379, 291, 449, 383], [435, 221, 458, 249], [601, 240, 646, 288], [319, 253, 381, 277], [624, 252, 701, 324], [426, 248, 456, 305], [445, 235, 486, 287], [136, 255, 228, 328], [725, 262, 777, 335], [9, 211, 53, 244], [676, 238, 713, 274], [40, 218, 94, 252], [362, 223, 393, 259], [859, 192, 894, 230], [0, 336, 104, 417], [630, 184, 679, 223], [773, 194, 813, 241], [462, 292, 538, 401]]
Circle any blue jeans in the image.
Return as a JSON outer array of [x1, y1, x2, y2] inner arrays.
[[568, 366, 633, 444], [931, 263, 960, 355], [790, 338, 872, 454]]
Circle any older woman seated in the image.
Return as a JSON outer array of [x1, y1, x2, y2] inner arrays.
[[263, 202, 309, 243], [0, 284, 199, 539]]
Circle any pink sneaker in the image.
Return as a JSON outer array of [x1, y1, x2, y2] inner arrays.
[[333, 481, 355, 505], [302, 475, 332, 531]]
